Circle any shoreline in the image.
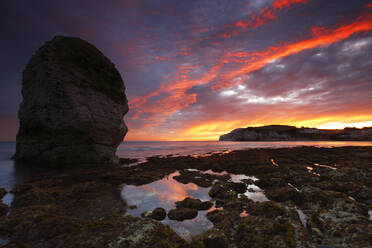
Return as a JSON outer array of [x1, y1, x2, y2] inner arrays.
[[0, 146, 371, 247]]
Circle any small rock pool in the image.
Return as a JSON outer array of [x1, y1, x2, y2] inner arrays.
[[121, 170, 268, 239]]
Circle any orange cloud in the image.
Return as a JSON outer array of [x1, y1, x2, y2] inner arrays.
[[128, 9, 372, 138]]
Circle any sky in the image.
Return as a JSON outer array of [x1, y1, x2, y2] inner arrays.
[[1, 0, 372, 141]]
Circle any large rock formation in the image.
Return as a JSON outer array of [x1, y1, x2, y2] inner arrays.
[[219, 125, 372, 141], [14, 36, 128, 165]]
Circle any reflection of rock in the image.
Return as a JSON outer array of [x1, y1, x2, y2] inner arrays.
[[168, 208, 198, 221], [14, 36, 128, 165], [175, 197, 213, 210]]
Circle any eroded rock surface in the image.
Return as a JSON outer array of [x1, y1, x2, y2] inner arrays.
[[14, 36, 128, 165]]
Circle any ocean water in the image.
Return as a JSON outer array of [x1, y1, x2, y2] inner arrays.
[[116, 140, 372, 159], [1, 140, 372, 192]]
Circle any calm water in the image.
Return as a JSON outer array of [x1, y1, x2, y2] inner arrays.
[[122, 170, 266, 239], [116, 140, 372, 159], [1, 140, 372, 192]]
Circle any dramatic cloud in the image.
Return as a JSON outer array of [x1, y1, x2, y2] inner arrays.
[[0, 0, 372, 141]]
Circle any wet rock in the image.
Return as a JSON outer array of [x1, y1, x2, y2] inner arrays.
[[173, 169, 229, 187], [0, 188, 6, 199], [191, 229, 228, 248], [312, 227, 324, 238], [142, 207, 166, 221], [206, 209, 239, 224], [109, 218, 186, 248], [168, 208, 198, 221], [255, 177, 287, 189], [0, 202, 9, 216], [209, 181, 246, 199], [10, 184, 32, 194], [175, 197, 213, 210], [266, 186, 300, 203], [351, 186, 372, 205], [215, 199, 225, 208], [14, 36, 129, 165], [119, 158, 138, 165], [244, 201, 287, 218], [152, 207, 166, 221], [2, 207, 185, 248], [11, 180, 127, 219], [223, 198, 250, 211]]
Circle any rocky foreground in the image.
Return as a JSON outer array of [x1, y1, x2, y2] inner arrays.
[[1, 146, 371, 247]]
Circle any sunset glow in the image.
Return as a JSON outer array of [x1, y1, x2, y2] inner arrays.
[[1, 0, 372, 141]]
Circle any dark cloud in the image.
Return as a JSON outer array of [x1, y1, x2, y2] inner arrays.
[[0, 0, 371, 140]]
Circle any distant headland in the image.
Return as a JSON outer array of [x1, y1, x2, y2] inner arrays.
[[219, 125, 372, 141]]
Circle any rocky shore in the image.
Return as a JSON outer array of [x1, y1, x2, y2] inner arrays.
[[1, 146, 371, 248]]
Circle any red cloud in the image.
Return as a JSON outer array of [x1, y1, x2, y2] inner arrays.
[[229, 0, 309, 36], [129, 9, 372, 128], [212, 10, 372, 90], [273, 0, 309, 9]]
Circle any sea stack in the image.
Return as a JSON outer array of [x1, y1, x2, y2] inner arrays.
[[14, 36, 128, 165]]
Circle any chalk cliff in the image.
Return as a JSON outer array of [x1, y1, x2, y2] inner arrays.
[[219, 125, 372, 141], [14, 36, 128, 165]]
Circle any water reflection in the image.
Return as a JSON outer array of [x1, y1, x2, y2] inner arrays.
[[295, 207, 307, 226], [313, 163, 337, 170], [306, 166, 320, 176], [122, 172, 213, 239], [121, 169, 270, 239], [239, 184, 269, 202], [270, 158, 279, 167]]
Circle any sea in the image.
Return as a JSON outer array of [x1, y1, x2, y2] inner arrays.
[[1, 140, 372, 193]]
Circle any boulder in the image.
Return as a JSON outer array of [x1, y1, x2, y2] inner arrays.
[[168, 208, 198, 221], [141, 207, 166, 221], [175, 197, 213, 210], [14, 36, 128, 165]]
